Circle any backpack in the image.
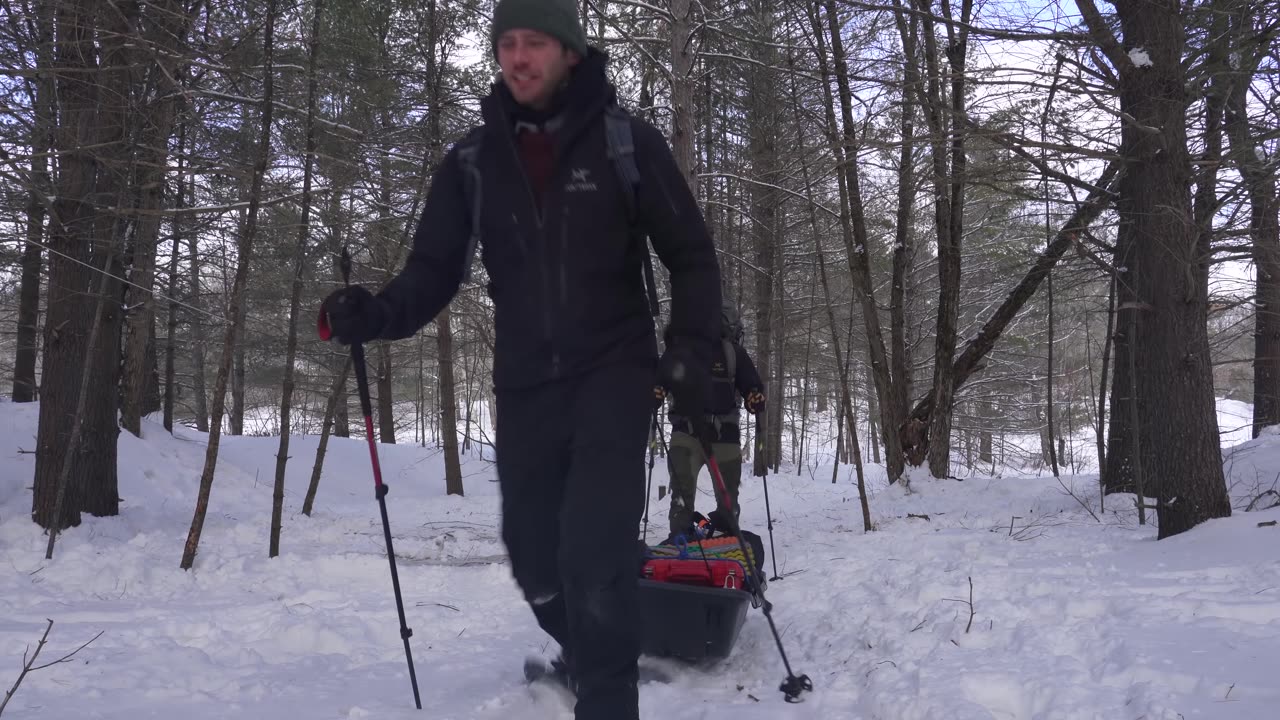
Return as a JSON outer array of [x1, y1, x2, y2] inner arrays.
[[454, 105, 661, 318]]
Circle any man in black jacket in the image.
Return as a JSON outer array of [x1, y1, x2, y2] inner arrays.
[[317, 1, 721, 717], [656, 302, 764, 538]]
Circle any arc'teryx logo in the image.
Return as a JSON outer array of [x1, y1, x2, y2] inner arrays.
[[566, 168, 598, 193]]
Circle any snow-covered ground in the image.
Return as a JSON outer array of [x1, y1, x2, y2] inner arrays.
[[2, 399, 1278, 719]]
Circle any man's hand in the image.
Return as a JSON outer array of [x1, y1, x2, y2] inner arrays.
[[745, 389, 765, 415], [658, 339, 710, 415], [318, 285, 388, 345], [653, 385, 667, 411]]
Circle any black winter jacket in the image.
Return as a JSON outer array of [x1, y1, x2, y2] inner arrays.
[[374, 49, 721, 391]]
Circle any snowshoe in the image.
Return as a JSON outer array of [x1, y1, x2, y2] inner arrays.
[[524, 656, 575, 693], [523, 655, 671, 690]]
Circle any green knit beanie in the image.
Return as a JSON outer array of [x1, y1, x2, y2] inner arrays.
[[491, 0, 588, 57]]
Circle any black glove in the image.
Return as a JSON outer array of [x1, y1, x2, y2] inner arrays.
[[745, 389, 765, 415], [653, 385, 667, 411], [317, 285, 388, 345], [658, 337, 710, 432]]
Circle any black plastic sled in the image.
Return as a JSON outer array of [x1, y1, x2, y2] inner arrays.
[[637, 578, 752, 661], [635, 528, 766, 662]]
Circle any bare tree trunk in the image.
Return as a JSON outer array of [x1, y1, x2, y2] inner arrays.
[[420, 0, 459, 493], [182, 0, 277, 568], [376, 343, 396, 443], [231, 347, 245, 435], [335, 388, 350, 437], [788, 58, 871, 527], [1045, 271, 1059, 476], [164, 124, 188, 432], [437, 307, 464, 496], [77, 0, 142, 518], [668, 0, 697, 192], [1104, 274, 1134, 494], [832, 389, 844, 483], [1081, 0, 1229, 538], [121, 0, 193, 436], [12, 0, 54, 404], [143, 320, 161, 415], [1040, 62, 1063, 478], [769, 227, 785, 470], [749, 0, 780, 475], [1095, 277, 1114, 480], [798, 270, 817, 468], [819, 237, 870, 530], [1125, 307, 1146, 525], [702, 68, 717, 241], [271, 0, 325, 557], [372, 89, 399, 445], [188, 225, 209, 432], [33, 0, 109, 530], [46, 250, 116, 556], [417, 335, 426, 445], [14, 231, 43, 403], [920, 0, 973, 478], [978, 400, 992, 465], [889, 2, 920, 428], [814, 0, 904, 482], [866, 370, 881, 465], [462, 352, 473, 452], [1221, 9, 1280, 437], [463, 345, 479, 452], [303, 358, 351, 516]]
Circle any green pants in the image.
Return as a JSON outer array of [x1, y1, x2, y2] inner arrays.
[[667, 430, 742, 536]]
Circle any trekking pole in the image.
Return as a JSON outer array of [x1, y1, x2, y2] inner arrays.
[[338, 247, 422, 710], [642, 409, 659, 541], [695, 419, 813, 703], [756, 414, 781, 582]]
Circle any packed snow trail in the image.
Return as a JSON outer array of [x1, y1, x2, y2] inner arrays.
[[2, 401, 1278, 719]]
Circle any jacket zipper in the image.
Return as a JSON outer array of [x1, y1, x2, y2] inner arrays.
[[501, 126, 559, 377], [560, 206, 569, 306]]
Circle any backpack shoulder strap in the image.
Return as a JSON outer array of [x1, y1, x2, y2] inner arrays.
[[603, 106, 661, 318], [604, 105, 640, 214], [455, 128, 485, 284], [724, 338, 737, 386]]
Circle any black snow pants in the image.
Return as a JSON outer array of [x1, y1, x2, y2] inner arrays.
[[495, 362, 652, 720]]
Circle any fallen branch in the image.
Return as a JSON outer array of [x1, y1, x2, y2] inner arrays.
[[0, 620, 103, 717], [942, 576, 976, 635], [1245, 490, 1280, 512], [992, 514, 1063, 541], [965, 577, 975, 633], [1056, 476, 1102, 523]]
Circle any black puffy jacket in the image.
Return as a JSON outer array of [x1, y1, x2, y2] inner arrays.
[[374, 48, 721, 391]]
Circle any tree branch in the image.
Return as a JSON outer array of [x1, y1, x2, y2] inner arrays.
[[1, 620, 103, 717], [909, 158, 1124, 424], [1074, 0, 1130, 74], [956, 112, 1119, 196], [838, 0, 1088, 43]]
